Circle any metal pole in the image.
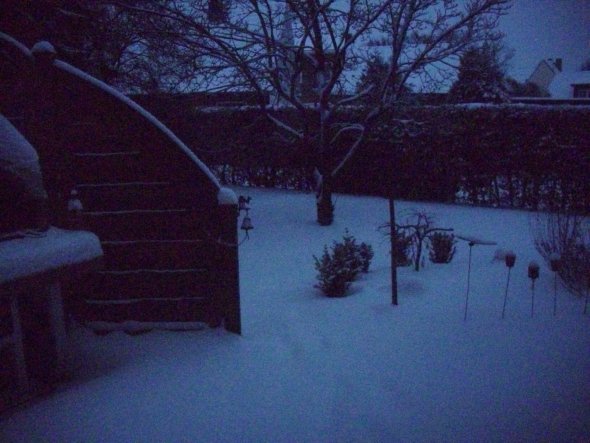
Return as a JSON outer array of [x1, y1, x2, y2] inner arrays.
[[502, 267, 512, 319], [531, 280, 535, 318], [389, 196, 398, 305], [585, 273, 589, 315], [553, 272, 557, 316], [464, 243, 473, 321]]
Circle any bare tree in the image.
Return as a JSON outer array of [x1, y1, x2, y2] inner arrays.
[[112, 0, 510, 225]]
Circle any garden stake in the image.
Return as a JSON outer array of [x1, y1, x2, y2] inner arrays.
[[528, 262, 540, 318], [464, 241, 474, 321], [549, 254, 561, 317], [456, 235, 497, 321], [584, 273, 589, 315], [553, 272, 558, 316], [502, 251, 516, 319]]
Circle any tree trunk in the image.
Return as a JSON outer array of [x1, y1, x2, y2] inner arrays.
[[316, 176, 334, 226]]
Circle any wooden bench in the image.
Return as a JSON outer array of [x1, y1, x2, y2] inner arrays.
[[0, 228, 102, 407]]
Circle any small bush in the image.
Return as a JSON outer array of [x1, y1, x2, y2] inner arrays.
[[428, 232, 457, 263], [313, 231, 374, 297], [313, 245, 352, 297], [391, 229, 413, 267], [532, 211, 590, 297], [358, 242, 374, 273]]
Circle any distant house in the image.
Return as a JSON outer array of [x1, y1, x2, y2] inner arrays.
[[571, 76, 590, 98], [523, 57, 590, 103], [528, 57, 589, 98], [528, 58, 562, 92], [547, 70, 590, 99]]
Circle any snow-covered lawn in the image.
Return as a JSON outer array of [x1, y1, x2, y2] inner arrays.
[[2, 188, 589, 442]]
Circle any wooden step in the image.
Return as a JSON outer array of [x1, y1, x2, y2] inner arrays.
[[80, 297, 213, 323], [81, 209, 208, 241], [84, 269, 210, 301], [101, 240, 210, 271], [63, 122, 143, 154], [75, 182, 196, 212], [71, 151, 163, 184]]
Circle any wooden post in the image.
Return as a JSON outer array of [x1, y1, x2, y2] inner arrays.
[[47, 281, 67, 376], [9, 295, 29, 393], [389, 196, 398, 305], [216, 199, 241, 334]]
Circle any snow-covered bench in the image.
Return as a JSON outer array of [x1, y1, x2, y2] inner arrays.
[[0, 228, 102, 399]]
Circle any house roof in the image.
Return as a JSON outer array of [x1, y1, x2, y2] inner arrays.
[[549, 70, 590, 98]]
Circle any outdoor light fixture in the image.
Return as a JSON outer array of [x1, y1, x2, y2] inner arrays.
[[238, 195, 253, 239], [528, 261, 540, 318], [67, 189, 84, 229], [238, 195, 251, 212], [240, 213, 253, 234], [549, 253, 560, 316], [501, 251, 516, 319]]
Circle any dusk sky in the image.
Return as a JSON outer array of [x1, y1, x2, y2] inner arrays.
[[499, 0, 590, 81]]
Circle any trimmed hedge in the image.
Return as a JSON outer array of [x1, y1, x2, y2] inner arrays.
[[144, 102, 590, 213]]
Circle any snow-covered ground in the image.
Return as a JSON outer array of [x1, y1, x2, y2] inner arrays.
[[2, 187, 589, 442]]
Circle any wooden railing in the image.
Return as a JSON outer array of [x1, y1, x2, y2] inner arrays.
[[0, 35, 240, 334]]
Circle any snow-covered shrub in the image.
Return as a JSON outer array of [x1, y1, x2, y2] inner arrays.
[[340, 229, 374, 274], [532, 211, 590, 297], [381, 212, 452, 270], [358, 242, 374, 273], [313, 231, 374, 297], [313, 245, 354, 297], [428, 232, 457, 264], [382, 227, 413, 267]]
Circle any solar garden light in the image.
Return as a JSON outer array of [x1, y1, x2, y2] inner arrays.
[[501, 251, 516, 319], [528, 261, 540, 318], [549, 253, 561, 316]]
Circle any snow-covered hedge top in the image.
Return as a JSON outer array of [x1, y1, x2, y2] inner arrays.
[[217, 187, 238, 205], [0, 228, 103, 284], [52, 60, 221, 190]]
